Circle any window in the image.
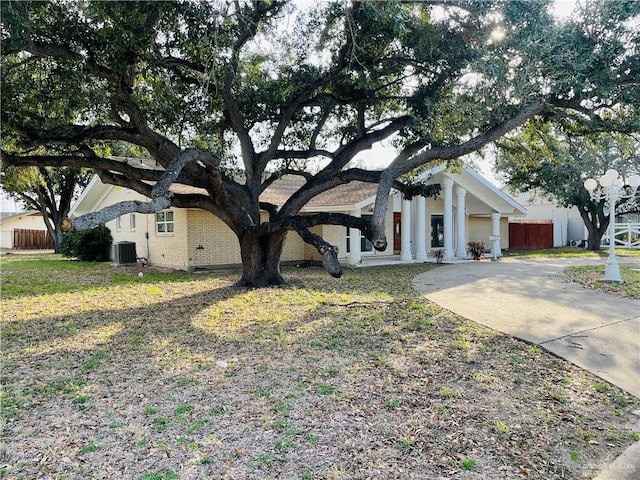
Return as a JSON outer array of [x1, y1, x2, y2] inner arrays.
[[156, 211, 174, 234], [346, 215, 373, 253], [130, 214, 136, 231], [115, 216, 122, 231], [431, 215, 444, 247]]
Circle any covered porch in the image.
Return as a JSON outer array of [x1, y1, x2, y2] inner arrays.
[[346, 165, 527, 266]]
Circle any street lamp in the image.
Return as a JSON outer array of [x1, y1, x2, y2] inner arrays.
[[584, 169, 640, 283]]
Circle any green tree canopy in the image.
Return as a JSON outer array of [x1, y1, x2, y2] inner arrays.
[[1, 164, 91, 252], [2, 0, 639, 285], [495, 126, 640, 250]]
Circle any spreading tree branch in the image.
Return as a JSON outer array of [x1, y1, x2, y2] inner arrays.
[[68, 148, 214, 230], [369, 98, 549, 250]]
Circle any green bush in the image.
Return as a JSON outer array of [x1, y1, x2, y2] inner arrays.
[[60, 225, 112, 262]]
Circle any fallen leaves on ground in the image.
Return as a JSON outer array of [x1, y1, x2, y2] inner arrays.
[[1, 258, 639, 480]]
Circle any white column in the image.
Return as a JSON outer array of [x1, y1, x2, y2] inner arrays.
[[442, 177, 454, 260], [491, 212, 502, 258], [455, 186, 467, 258], [400, 197, 412, 261], [348, 208, 362, 266], [415, 196, 427, 261]]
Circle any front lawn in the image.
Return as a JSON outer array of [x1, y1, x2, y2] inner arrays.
[[1, 255, 639, 480], [563, 264, 640, 299]]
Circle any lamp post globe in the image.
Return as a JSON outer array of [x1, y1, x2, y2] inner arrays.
[[605, 169, 619, 181], [599, 173, 613, 188], [584, 178, 598, 192], [584, 169, 640, 284]]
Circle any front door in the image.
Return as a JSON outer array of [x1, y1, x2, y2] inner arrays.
[[393, 212, 401, 253]]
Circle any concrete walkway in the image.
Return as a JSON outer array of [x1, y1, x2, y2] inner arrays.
[[412, 256, 640, 397], [412, 256, 640, 480]]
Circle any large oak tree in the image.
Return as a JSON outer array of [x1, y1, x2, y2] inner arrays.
[[2, 0, 639, 286]]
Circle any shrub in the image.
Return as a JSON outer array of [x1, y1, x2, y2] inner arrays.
[[466, 240, 486, 260], [60, 225, 112, 262]]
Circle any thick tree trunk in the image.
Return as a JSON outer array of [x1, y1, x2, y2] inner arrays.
[[236, 230, 288, 288], [579, 205, 608, 251], [41, 209, 64, 253], [51, 229, 64, 253], [586, 228, 603, 251]]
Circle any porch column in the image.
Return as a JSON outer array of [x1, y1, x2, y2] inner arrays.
[[491, 212, 502, 258], [442, 177, 454, 260], [400, 196, 412, 261], [348, 208, 362, 266], [415, 195, 427, 261], [455, 186, 467, 258]]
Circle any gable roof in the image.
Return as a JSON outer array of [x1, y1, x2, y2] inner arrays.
[[70, 161, 525, 216], [261, 176, 378, 211], [71, 170, 381, 215], [414, 164, 526, 216]]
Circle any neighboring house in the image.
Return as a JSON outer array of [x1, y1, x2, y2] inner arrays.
[[504, 188, 586, 248], [70, 161, 526, 271], [0, 211, 53, 250]]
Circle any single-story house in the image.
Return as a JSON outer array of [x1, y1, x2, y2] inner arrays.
[[0, 210, 52, 250], [69, 161, 526, 271]]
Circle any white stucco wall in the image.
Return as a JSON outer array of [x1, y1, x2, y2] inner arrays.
[[0, 212, 48, 249]]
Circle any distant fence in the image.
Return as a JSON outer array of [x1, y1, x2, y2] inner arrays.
[[13, 229, 54, 249], [509, 221, 554, 250], [602, 222, 640, 249]]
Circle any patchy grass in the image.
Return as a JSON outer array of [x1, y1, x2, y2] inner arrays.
[[563, 264, 640, 299], [504, 247, 640, 259], [2, 254, 639, 479], [504, 247, 640, 299]]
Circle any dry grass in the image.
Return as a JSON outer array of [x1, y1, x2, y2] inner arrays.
[[1, 255, 639, 480]]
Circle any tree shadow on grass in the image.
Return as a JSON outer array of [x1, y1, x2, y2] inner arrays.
[[2, 263, 437, 377], [3, 261, 640, 480]]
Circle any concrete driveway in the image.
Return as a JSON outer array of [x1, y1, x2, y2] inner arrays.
[[412, 256, 640, 398]]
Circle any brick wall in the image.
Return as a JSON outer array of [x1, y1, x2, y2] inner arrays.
[[187, 209, 241, 268], [149, 208, 190, 269]]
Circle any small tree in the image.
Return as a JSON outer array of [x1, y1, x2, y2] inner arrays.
[[1, 165, 91, 252], [495, 127, 639, 250]]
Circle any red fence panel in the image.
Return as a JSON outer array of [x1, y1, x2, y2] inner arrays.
[[509, 222, 553, 250]]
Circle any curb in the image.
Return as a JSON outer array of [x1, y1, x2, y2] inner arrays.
[[593, 440, 640, 480]]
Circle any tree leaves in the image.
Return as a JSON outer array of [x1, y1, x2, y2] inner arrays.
[[2, 0, 639, 278]]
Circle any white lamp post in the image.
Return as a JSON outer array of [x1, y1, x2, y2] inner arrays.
[[583, 169, 640, 283]]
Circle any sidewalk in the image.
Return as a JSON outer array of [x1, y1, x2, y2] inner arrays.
[[412, 256, 640, 479]]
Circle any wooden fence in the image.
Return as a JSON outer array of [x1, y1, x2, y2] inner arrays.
[[13, 229, 54, 250], [508, 221, 554, 250]]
